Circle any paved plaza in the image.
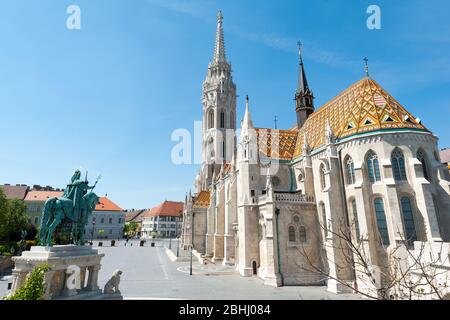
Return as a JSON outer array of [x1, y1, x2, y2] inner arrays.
[[1, 240, 361, 300]]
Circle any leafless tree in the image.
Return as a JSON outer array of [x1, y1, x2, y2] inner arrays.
[[296, 216, 450, 300]]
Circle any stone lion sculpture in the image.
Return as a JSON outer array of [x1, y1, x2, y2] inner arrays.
[[103, 269, 122, 294]]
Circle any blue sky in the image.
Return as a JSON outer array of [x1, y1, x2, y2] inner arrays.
[[0, 0, 449, 209]]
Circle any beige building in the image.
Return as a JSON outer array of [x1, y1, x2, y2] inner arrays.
[[24, 190, 64, 227], [141, 201, 183, 239], [181, 12, 450, 298]]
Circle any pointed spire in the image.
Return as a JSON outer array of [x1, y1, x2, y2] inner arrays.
[[241, 95, 254, 136], [296, 41, 310, 95], [213, 10, 227, 64], [295, 42, 314, 129], [302, 132, 310, 156]]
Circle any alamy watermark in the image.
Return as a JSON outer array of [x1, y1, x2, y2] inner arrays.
[[66, 5, 81, 30], [367, 5, 381, 30]]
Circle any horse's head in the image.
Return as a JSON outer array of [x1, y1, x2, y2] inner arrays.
[[84, 192, 99, 210]]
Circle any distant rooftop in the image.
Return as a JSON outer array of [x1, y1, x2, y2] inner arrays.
[[0, 184, 29, 200], [143, 201, 184, 218]]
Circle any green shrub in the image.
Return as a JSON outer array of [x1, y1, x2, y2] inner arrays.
[[4, 264, 51, 300], [25, 240, 37, 250]]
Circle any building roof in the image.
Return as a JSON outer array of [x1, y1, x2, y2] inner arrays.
[[193, 191, 210, 208], [95, 197, 123, 212], [0, 184, 29, 200], [440, 148, 450, 166], [24, 190, 63, 201], [125, 209, 146, 223], [256, 77, 428, 161], [143, 201, 184, 218]]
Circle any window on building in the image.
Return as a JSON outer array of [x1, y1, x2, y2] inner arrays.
[[109, 229, 112, 234], [351, 199, 360, 242], [230, 111, 234, 129], [208, 109, 215, 129], [400, 197, 417, 244], [220, 110, 225, 128], [366, 151, 381, 182], [118, 218, 122, 224], [319, 202, 328, 238], [345, 156, 356, 185], [288, 226, 296, 242], [417, 150, 429, 181], [101, 218, 104, 224], [392, 149, 407, 181], [34, 216, 39, 225], [299, 226, 307, 243], [374, 198, 390, 245], [320, 163, 326, 190], [109, 218, 112, 224], [93, 217, 96, 223]]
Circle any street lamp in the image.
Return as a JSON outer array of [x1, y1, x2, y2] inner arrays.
[[190, 212, 195, 276], [91, 220, 96, 245]]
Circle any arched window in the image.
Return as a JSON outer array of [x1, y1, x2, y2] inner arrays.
[[345, 156, 356, 185], [299, 226, 307, 242], [391, 149, 407, 181], [288, 226, 296, 242], [208, 109, 215, 129], [366, 151, 381, 182], [319, 202, 328, 238], [417, 150, 429, 181], [220, 110, 225, 128], [351, 199, 360, 242], [230, 111, 234, 129], [374, 198, 390, 245], [320, 163, 326, 190], [400, 197, 417, 243]]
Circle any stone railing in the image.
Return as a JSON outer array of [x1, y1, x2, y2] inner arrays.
[[274, 193, 315, 204]]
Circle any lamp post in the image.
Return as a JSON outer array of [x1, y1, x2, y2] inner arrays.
[[91, 220, 96, 245], [190, 212, 195, 276]]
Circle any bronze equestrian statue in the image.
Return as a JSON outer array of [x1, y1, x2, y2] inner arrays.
[[38, 170, 101, 246]]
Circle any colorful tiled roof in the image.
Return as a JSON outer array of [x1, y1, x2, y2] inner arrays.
[[95, 197, 123, 212], [292, 78, 427, 158], [143, 201, 184, 217], [193, 191, 210, 208], [256, 129, 298, 161], [24, 190, 63, 202], [255, 77, 428, 161], [0, 185, 29, 200]]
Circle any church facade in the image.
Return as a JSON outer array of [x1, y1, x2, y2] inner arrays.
[[181, 12, 450, 298]]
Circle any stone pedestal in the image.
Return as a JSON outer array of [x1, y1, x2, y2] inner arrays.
[[10, 245, 117, 300]]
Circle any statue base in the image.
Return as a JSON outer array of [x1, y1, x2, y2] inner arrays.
[[10, 245, 122, 300]]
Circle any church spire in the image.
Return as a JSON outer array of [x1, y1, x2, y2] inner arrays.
[[296, 42, 309, 95], [241, 95, 254, 136], [213, 10, 227, 64], [295, 42, 314, 129]]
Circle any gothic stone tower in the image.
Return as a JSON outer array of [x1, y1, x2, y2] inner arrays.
[[201, 11, 237, 189]]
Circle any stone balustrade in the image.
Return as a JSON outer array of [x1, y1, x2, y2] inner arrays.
[[274, 193, 315, 203]]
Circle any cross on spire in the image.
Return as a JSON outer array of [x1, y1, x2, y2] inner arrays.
[[274, 116, 278, 129], [364, 57, 370, 78]]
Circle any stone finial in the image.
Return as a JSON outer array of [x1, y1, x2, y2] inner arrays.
[[302, 132, 310, 156], [325, 119, 335, 144]]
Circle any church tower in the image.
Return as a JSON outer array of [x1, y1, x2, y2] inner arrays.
[[201, 11, 237, 188], [295, 43, 314, 129]]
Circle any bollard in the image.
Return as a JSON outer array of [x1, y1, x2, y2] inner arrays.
[[111, 240, 115, 247], [151, 242, 155, 247], [8, 282, 12, 290], [140, 240, 144, 247], [98, 242, 103, 247]]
